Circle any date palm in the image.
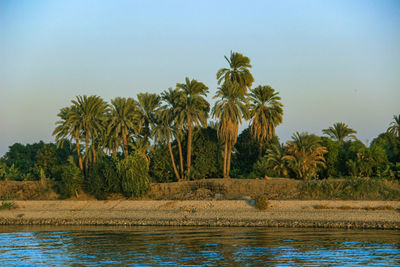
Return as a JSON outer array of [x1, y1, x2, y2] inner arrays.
[[322, 122, 357, 145], [71, 95, 109, 171], [212, 82, 248, 178], [176, 77, 210, 180], [387, 114, 400, 137], [161, 88, 185, 179], [283, 132, 327, 179], [53, 106, 84, 171], [249, 85, 283, 154], [153, 108, 180, 181], [265, 144, 288, 177], [217, 51, 254, 94], [108, 97, 138, 158], [135, 93, 161, 143]]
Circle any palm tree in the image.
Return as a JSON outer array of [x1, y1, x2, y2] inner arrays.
[[53, 106, 84, 171], [153, 108, 180, 181], [108, 97, 139, 158], [265, 144, 288, 177], [161, 88, 185, 179], [322, 122, 357, 145], [212, 82, 248, 178], [176, 77, 210, 180], [71, 95, 109, 171], [387, 114, 400, 137], [135, 93, 161, 143], [217, 51, 254, 94], [249, 85, 283, 154], [283, 132, 327, 179]]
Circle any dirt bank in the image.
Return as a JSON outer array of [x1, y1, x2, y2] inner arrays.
[[149, 178, 301, 200], [1, 200, 399, 229]]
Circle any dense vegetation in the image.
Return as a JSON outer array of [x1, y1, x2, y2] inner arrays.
[[1, 52, 399, 199]]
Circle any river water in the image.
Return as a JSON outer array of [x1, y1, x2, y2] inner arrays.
[[0, 226, 399, 266]]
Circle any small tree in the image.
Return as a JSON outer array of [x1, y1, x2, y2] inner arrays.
[[118, 154, 150, 198]]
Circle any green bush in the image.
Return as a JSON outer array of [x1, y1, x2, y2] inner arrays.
[[86, 163, 106, 200], [149, 144, 175, 183], [58, 164, 84, 199], [117, 154, 150, 198], [86, 157, 121, 199]]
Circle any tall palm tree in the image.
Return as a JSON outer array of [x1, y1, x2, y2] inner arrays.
[[135, 93, 161, 143], [53, 106, 84, 171], [176, 77, 210, 180], [387, 114, 400, 137], [108, 97, 139, 158], [212, 82, 248, 178], [283, 132, 327, 179], [71, 95, 109, 171], [153, 108, 180, 181], [217, 51, 254, 94], [161, 88, 185, 179], [249, 85, 283, 154], [322, 122, 357, 145]]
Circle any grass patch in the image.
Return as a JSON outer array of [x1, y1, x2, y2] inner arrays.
[[254, 195, 270, 210], [0, 193, 18, 201], [0, 201, 15, 210], [300, 178, 400, 200]]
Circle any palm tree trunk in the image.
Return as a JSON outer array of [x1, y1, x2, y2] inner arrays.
[[176, 134, 184, 180], [167, 141, 180, 181], [259, 142, 263, 158], [85, 131, 89, 172], [112, 149, 117, 158], [122, 128, 128, 158], [223, 141, 228, 178], [227, 143, 232, 178], [74, 135, 84, 171], [187, 117, 192, 180]]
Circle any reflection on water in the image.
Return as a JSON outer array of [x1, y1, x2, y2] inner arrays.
[[0, 226, 399, 266]]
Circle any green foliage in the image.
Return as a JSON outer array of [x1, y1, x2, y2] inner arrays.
[[319, 137, 340, 178], [232, 128, 261, 176], [300, 178, 400, 200], [149, 144, 175, 182], [117, 154, 150, 198], [86, 157, 121, 199], [0, 160, 23, 181], [190, 127, 223, 179], [371, 132, 400, 164], [3, 142, 46, 175], [58, 163, 84, 199], [0, 201, 15, 210], [283, 132, 327, 180], [251, 158, 276, 178]]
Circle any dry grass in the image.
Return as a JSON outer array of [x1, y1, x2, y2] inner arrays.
[[254, 195, 270, 210]]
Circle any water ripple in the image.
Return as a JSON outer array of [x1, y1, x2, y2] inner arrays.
[[0, 226, 399, 266]]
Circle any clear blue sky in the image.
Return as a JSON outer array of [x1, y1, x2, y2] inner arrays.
[[1, 0, 399, 156]]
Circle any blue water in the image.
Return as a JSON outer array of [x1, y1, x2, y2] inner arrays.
[[0, 226, 399, 266]]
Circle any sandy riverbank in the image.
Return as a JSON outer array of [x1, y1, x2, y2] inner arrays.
[[1, 200, 400, 229]]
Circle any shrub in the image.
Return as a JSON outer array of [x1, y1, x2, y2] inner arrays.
[[0, 201, 15, 210], [58, 164, 84, 199], [86, 157, 121, 199], [254, 194, 269, 210], [117, 154, 150, 198]]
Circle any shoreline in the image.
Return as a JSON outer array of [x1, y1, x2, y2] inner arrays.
[[1, 200, 400, 229]]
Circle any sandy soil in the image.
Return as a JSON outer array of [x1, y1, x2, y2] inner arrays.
[[1, 200, 399, 229]]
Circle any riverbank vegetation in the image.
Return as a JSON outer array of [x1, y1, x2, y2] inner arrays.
[[0, 52, 399, 200]]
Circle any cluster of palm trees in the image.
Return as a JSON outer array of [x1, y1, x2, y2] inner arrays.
[[265, 123, 357, 179], [53, 51, 284, 180]]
